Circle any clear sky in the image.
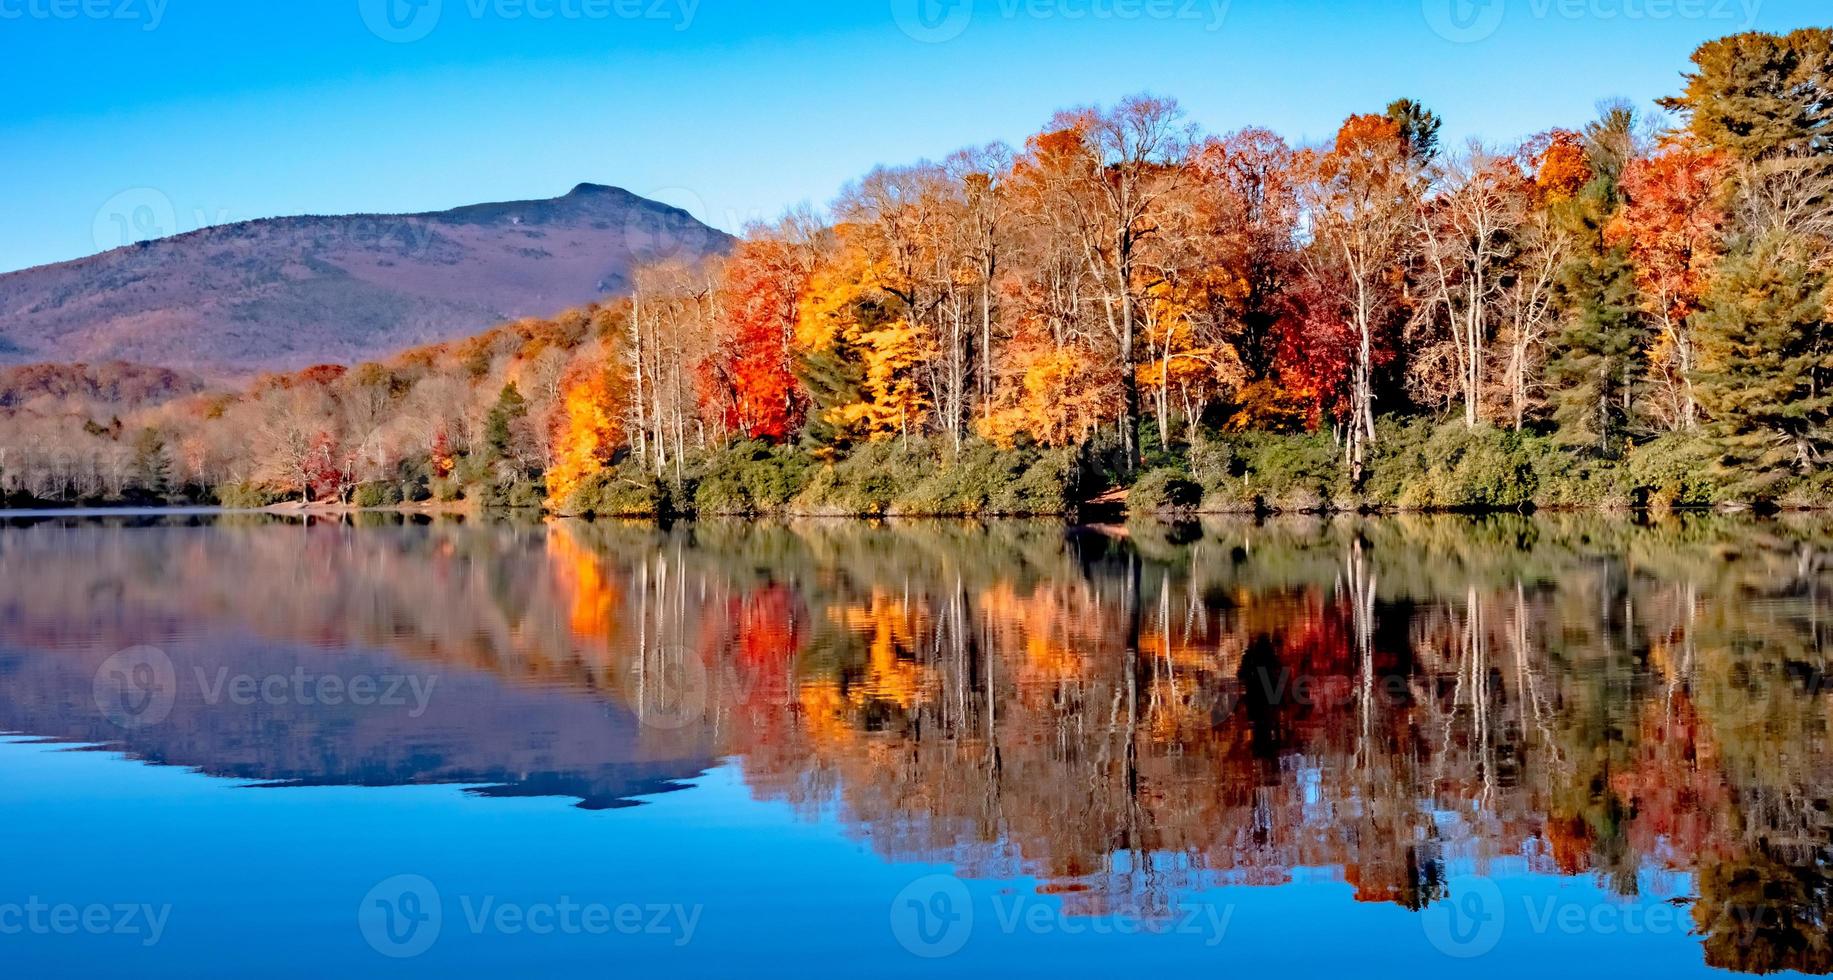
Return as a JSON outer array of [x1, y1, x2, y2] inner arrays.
[[2, 0, 1825, 273]]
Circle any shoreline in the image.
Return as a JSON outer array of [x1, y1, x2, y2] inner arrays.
[[0, 500, 1813, 521]]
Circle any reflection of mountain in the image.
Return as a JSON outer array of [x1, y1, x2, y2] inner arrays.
[[3, 514, 1833, 972], [0, 635, 713, 810], [0, 520, 719, 808]]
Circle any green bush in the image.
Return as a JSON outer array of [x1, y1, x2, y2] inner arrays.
[[791, 440, 929, 516], [474, 478, 546, 510], [1186, 435, 1235, 490], [893, 442, 1031, 516], [1624, 436, 1725, 509], [1532, 453, 1633, 510], [218, 483, 277, 510], [353, 482, 404, 509], [1384, 424, 1539, 511], [1232, 432, 1343, 512], [430, 478, 463, 503], [694, 441, 814, 515], [990, 446, 1082, 516], [568, 464, 673, 517], [1129, 467, 1202, 514]]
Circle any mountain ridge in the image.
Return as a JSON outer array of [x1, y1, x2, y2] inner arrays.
[[0, 184, 733, 375]]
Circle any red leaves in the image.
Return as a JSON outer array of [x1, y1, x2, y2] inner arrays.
[[704, 238, 810, 443], [1611, 142, 1730, 324], [304, 431, 347, 503]]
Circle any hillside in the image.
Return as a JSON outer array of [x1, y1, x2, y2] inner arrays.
[[0, 184, 733, 374]]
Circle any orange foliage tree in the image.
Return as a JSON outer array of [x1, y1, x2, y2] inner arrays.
[[545, 358, 625, 508]]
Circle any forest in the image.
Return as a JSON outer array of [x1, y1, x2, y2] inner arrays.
[[1, 27, 1830, 516]]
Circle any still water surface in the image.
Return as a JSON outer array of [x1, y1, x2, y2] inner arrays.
[[2, 514, 1830, 977]]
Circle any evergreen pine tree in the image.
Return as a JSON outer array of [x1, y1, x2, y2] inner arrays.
[[1694, 230, 1833, 471], [1548, 180, 1647, 456], [483, 382, 528, 461], [130, 427, 173, 502]]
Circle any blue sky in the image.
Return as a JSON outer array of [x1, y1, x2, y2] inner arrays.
[[1, 0, 1824, 273]]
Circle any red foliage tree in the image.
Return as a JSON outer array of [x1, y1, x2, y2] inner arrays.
[[305, 431, 347, 503], [705, 238, 812, 442]]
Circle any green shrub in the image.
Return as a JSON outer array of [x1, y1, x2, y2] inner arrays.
[[218, 483, 277, 509], [791, 440, 930, 516], [1624, 436, 1725, 509], [1186, 435, 1235, 490], [473, 478, 546, 510], [353, 482, 404, 509], [430, 478, 463, 503], [1129, 467, 1202, 514], [991, 446, 1081, 516], [569, 464, 672, 517], [893, 442, 1029, 516], [1532, 453, 1633, 510], [694, 441, 813, 515], [1233, 432, 1343, 512]]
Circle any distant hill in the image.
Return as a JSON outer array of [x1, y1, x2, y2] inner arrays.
[[0, 184, 734, 374]]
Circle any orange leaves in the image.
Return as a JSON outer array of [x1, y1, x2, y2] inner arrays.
[[796, 227, 935, 442], [544, 359, 624, 508], [1610, 142, 1731, 324], [1531, 129, 1592, 203], [1307, 114, 1410, 190], [978, 342, 1113, 448]]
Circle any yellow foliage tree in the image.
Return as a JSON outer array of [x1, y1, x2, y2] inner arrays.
[[796, 227, 936, 442], [545, 359, 624, 508]]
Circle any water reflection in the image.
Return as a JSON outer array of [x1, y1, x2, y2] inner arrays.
[[2, 513, 1831, 973]]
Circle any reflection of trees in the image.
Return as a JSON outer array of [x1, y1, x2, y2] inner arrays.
[[6, 512, 1833, 971]]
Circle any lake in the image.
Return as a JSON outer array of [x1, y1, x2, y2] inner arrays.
[[1, 513, 1830, 977]]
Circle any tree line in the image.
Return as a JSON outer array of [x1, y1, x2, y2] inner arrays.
[[2, 28, 1830, 513]]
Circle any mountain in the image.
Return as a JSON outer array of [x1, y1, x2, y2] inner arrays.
[[0, 184, 734, 374]]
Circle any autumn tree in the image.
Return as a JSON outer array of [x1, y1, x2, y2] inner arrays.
[[1186, 129, 1301, 427], [1411, 144, 1530, 427], [950, 145, 1014, 423], [545, 354, 625, 508], [1609, 141, 1729, 431], [703, 224, 819, 443], [1009, 95, 1196, 470], [795, 225, 933, 447], [1296, 114, 1419, 481], [1492, 132, 1585, 429]]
